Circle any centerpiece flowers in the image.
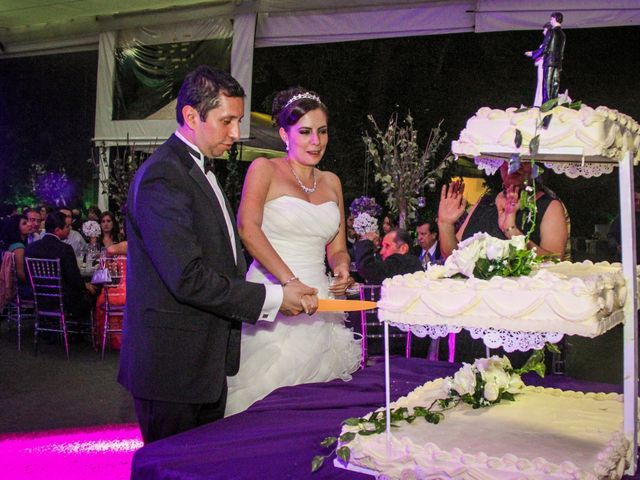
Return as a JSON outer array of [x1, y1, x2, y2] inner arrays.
[[82, 220, 101, 240], [349, 196, 383, 218], [312, 352, 551, 472], [352, 212, 379, 236]]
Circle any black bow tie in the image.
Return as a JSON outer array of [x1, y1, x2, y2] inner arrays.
[[186, 145, 215, 174], [204, 157, 216, 174]]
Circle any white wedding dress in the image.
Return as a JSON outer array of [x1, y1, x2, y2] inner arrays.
[[225, 196, 361, 416]]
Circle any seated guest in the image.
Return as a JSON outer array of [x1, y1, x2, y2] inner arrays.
[[58, 207, 87, 257], [438, 162, 568, 260], [98, 211, 121, 249], [355, 228, 423, 285], [415, 218, 442, 269], [25, 211, 96, 318], [25, 208, 42, 244], [0, 214, 32, 299], [381, 213, 396, 235]]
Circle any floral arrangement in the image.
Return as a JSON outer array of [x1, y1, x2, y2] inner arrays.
[[352, 212, 379, 236], [426, 232, 542, 280], [362, 112, 452, 229], [349, 196, 382, 218], [82, 220, 101, 238], [312, 350, 554, 472]]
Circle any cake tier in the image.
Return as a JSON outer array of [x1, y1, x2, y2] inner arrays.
[[378, 261, 631, 337], [451, 104, 640, 165], [341, 381, 629, 479]]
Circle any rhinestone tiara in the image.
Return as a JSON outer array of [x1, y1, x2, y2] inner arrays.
[[283, 92, 322, 110]]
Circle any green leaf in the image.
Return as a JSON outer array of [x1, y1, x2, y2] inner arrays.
[[501, 392, 516, 402], [339, 432, 356, 443], [336, 446, 351, 465], [514, 129, 523, 148], [320, 436, 337, 448], [342, 417, 362, 426], [569, 100, 582, 110], [541, 114, 553, 130], [546, 342, 561, 354], [540, 98, 558, 112], [311, 455, 325, 472], [514, 107, 530, 113], [529, 135, 540, 156]]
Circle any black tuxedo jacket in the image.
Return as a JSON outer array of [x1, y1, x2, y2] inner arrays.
[[354, 239, 423, 285], [24, 233, 86, 309], [118, 134, 266, 404]]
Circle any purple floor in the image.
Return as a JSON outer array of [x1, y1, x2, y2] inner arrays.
[[0, 424, 142, 479]]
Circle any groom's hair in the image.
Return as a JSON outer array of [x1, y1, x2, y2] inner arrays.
[[176, 65, 245, 126], [551, 12, 563, 24]]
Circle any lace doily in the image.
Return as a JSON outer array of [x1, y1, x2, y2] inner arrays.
[[389, 322, 462, 339], [542, 161, 614, 178], [468, 328, 564, 352], [474, 157, 503, 175]]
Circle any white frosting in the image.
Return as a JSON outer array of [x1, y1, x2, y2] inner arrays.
[[341, 380, 631, 479], [451, 104, 640, 167], [378, 261, 632, 338]]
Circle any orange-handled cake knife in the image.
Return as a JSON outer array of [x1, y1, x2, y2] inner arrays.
[[316, 299, 377, 312]]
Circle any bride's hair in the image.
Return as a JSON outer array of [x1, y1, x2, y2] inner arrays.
[[271, 87, 328, 130]]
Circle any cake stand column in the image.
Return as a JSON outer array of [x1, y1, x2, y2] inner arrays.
[[619, 150, 638, 475]]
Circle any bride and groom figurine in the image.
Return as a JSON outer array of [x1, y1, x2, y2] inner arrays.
[[118, 66, 360, 444], [525, 12, 566, 106]]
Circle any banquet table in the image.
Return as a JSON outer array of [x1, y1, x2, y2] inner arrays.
[[131, 357, 639, 480]]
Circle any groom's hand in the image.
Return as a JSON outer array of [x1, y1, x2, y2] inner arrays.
[[281, 281, 318, 316]]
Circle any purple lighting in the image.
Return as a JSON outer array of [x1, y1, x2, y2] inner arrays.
[[0, 424, 142, 479]]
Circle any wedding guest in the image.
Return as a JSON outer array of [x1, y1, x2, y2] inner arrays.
[[1, 214, 30, 286], [58, 207, 87, 257], [25, 211, 96, 317], [98, 211, 121, 249], [86, 205, 101, 222], [71, 208, 83, 232], [38, 205, 51, 233], [354, 228, 422, 285], [381, 214, 396, 234], [415, 218, 442, 269], [437, 162, 568, 260], [25, 208, 42, 244]]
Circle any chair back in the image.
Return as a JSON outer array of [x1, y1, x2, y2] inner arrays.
[[101, 255, 126, 309], [26, 257, 64, 316]]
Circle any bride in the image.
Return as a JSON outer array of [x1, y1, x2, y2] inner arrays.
[[225, 88, 361, 416]]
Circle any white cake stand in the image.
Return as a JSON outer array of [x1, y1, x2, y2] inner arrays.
[[378, 148, 639, 475]]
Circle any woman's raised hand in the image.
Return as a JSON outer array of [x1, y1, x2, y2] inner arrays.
[[498, 185, 520, 233], [438, 181, 467, 226]]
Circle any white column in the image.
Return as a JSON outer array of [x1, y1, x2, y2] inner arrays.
[[619, 151, 638, 475], [231, 12, 257, 141]]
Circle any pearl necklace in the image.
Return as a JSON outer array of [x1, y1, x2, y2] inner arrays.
[[288, 162, 317, 194]]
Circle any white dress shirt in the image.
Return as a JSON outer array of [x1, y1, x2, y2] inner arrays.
[[175, 131, 282, 321]]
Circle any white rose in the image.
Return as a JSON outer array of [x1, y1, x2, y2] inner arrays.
[[450, 238, 484, 277], [451, 364, 477, 396], [474, 355, 511, 372], [481, 367, 511, 390], [508, 235, 527, 251], [485, 240, 505, 261], [483, 381, 500, 402], [506, 374, 525, 394]]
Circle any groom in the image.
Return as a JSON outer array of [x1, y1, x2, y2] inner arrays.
[[118, 65, 317, 444]]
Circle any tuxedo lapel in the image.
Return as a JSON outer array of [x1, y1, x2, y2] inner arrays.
[[167, 135, 237, 262]]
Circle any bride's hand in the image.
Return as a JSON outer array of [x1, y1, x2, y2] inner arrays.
[[329, 265, 354, 297]]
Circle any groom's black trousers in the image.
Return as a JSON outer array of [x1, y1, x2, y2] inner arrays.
[[134, 379, 227, 444]]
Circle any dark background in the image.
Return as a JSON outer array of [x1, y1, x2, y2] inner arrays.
[[1, 25, 638, 236]]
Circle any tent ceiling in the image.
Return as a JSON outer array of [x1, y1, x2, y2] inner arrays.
[[4, 0, 637, 58]]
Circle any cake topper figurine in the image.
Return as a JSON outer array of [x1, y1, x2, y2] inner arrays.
[[525, 12, 566, 106]]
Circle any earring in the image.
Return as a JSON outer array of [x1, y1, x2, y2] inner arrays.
[[285, 141, 289, 151]]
